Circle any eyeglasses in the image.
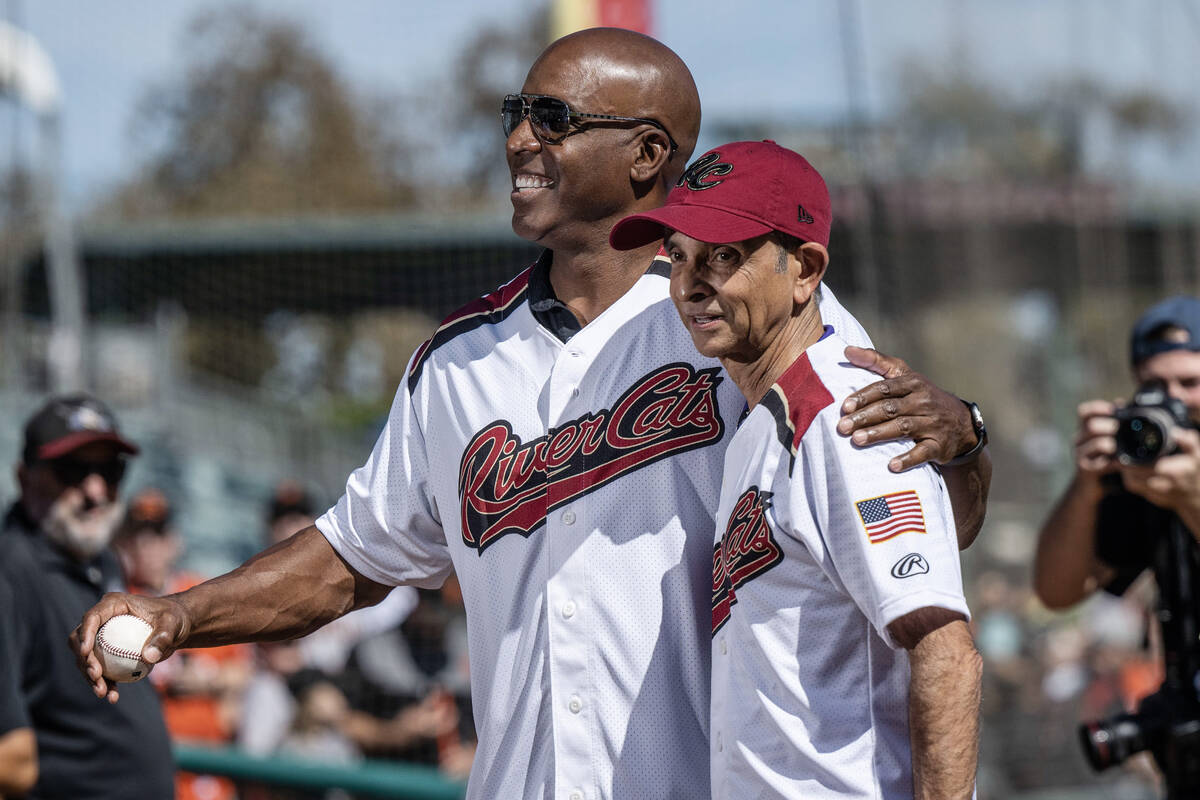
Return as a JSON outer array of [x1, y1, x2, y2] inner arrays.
[[502, 93, 678, 153], [45, 456, 127, 487]]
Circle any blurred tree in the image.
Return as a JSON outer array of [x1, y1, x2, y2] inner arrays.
[[444, 5, 549, 204], [97, 6, 416, 219], [890, 61, 1187, 181]]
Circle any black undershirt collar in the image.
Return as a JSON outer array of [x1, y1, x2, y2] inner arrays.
[[527, 250, 671, 344]]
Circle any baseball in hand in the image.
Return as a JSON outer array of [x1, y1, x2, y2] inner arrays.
[[95, 614, 155, 683]]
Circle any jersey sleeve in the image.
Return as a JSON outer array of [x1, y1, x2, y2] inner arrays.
[[815, 284, 873, 350], [0, 573, 30, 735], [315, 349, 452, 589], [784, 410, 969, 649]]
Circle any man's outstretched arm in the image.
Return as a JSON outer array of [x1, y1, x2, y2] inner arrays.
[[71, 525, 392, 703], [837, 346, 991, 549]]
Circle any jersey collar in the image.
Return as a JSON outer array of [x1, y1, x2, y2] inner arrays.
[[528, 251, 583, 343], [528, 251, 672, 344]]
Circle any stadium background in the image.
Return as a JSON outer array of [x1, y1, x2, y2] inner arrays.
[[2, 0, 1199, 797]]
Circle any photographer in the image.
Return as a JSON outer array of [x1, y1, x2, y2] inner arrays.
[[1034, 297, 1200, 797], [1035, 296, 1200, 610]]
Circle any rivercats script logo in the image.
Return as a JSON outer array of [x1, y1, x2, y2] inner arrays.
[[712, 486, 782, 634], [458, 363, 724, 554]]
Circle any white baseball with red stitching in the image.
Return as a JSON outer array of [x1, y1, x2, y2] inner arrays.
[[95, 614, 154, 683]]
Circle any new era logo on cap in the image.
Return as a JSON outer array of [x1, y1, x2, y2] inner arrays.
[[610, 140, 832, 251]]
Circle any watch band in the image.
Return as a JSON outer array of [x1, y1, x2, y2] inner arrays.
[[945, 400, 987, 466]]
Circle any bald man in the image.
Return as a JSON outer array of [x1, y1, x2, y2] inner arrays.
[[74, 29, 990, 799]]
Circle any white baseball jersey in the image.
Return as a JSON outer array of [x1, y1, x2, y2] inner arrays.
[[709, 329, 970, 799], [317, 251, 870, 800]]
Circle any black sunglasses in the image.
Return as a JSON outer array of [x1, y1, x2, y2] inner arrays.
[[45, 456, 127, 487], [502, 93, 678, 153]]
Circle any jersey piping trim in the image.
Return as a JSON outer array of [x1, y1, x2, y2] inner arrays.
[[648, 251, 671, 278], [759, 352, 835, 475], [407, 267, 532, 392]]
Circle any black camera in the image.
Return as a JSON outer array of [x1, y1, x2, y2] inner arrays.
[[1079, 517, 1200, 798], [1114, 380, 1194, 465]]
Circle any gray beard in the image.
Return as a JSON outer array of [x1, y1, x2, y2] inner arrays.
[[42, 498, 126, 561]]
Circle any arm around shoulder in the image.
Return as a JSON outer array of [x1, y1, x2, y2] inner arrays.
[[940, 446, 991, 551]]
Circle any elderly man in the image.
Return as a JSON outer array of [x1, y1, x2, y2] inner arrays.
[[612, 140, 981, 799], [1, 394, 174, 798], [75, 29, 988, 800]]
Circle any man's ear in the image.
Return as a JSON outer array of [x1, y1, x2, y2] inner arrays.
[[793, 241, 829, 305], [630, 130, 674, 187]]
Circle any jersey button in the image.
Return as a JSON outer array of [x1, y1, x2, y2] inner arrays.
[[568, 695, 583, 714], [561, 509, 576, 525], [569, 791, 584, 800], [562, 600, 577, 619]]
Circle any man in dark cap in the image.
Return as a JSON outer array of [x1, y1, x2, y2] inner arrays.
[[0, 394, 174, 798], [1036, 295, 1200, 607]]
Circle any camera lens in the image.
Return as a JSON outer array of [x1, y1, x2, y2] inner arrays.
[[1115, 413, 1169, 464], [1080, 716, 1151, 771]]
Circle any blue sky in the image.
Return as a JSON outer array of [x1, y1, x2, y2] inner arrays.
[[6, 0, 1200, 212]]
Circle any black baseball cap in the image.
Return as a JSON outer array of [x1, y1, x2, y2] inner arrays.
[[22, 393, 139, 465], [1130, 296, 1200, 366]]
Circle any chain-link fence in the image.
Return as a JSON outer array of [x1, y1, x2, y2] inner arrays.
[[1, 199, 1197, 796]]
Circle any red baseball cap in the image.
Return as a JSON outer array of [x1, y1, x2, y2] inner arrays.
[[609, 140, 832, 250]]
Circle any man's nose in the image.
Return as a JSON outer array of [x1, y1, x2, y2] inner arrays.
[[674, 264, 710, 303], [506, 115, 542, 158], [79, 472, 111, 504]]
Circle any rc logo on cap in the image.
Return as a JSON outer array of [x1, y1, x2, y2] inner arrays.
[[677, 152, 733, 191]]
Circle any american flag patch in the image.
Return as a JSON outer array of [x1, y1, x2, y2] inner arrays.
[[855, 490, 926, 544]]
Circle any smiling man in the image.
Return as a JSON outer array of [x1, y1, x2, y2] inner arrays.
[[74, 31, 987, 800], [612, 140, 982, 799]]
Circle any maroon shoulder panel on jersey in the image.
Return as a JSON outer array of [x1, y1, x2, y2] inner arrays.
[[407, 267, 533, 392], [759, 353, 835, 470]]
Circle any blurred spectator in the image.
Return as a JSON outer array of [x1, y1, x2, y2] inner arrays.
[[239, 480, 448, 768], [0, 394, 174, 797], [114, 487, 251, 800], [265, 481, 419, 676], [347, 575, 476, 778], [278, 670, 361, 766]]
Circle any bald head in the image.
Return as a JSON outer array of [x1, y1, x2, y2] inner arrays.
[[528, 28, 701, 185]]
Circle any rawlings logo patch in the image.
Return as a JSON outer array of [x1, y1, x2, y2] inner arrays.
[[459, 363, 724, 554], [712, 486, 781, 634], [890, 553, 929, 579], [677, 151, 733, 191]]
